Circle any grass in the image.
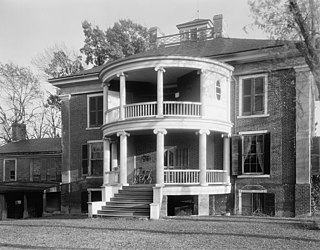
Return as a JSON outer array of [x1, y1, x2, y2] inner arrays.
[[0, 215, 319, 249]]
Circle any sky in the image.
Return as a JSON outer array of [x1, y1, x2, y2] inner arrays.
[[0, 0, 267, 68]]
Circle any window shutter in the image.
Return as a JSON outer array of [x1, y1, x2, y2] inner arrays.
[[264, 132, 271, 174], [231, 135, 242, 175], [82, 144, 88, 175]]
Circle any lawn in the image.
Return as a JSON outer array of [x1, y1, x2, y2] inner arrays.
[[0, 215, 319, 249]]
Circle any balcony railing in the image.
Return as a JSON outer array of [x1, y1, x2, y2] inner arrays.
[[164, 169, 227, 184], [106, 101, 201, 123], [164, 101, 201, 116], [125, 101, 157, 118], [206, 170, 227, 184], [154, 28, 214, 48]]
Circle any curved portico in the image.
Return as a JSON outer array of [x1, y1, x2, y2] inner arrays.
[[99, 55, 233, 218]]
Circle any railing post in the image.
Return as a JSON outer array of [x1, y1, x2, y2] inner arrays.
[[155, 67, 165, 117], [154, 128, 167, 186], [117, 72, 127, 120], [117, 131, 130, 186], [197, 129, 210, 186]]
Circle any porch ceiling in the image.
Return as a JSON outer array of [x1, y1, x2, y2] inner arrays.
[[111, 67, 195, 85]]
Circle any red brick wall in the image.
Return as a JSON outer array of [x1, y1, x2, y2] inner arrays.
[[231, 67, 297, 216]]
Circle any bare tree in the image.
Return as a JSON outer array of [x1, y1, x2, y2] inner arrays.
[[0, 62, 43, 143]]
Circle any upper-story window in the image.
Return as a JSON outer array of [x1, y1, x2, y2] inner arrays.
[[82, 141, 103, 176], [87, 94, 103, 128], [239, 74, 268, 117], [3, 159, 17, 181]]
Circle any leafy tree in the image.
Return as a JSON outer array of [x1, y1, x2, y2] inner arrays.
[[80, 19, 150, 66], [32, 44, 84, 79], [248, 0, 320, 98], [0, 63, 43, 143]]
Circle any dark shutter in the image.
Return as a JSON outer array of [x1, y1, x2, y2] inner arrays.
[[82, 144, 88, 175], [231, 135, 242, 175], [264, 132, 271, 174]]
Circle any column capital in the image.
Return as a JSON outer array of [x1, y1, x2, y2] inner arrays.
[[116, 72, 128, 78], [196, 129, 210, 135], [153, 128, 167, 135], [197, 69, 210, 75], [155, 66, 166, 73], [117, 131, 130, 137], [101, 82, 111, 88], [221, 133, 231, 138], [103, 135, 112, 141]]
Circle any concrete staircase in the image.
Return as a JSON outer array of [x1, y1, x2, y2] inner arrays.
[[96, 185, 154, 218]]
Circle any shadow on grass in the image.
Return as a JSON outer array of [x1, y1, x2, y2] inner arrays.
[[0, 220, 319, 244]]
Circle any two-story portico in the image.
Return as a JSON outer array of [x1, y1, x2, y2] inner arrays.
[[97, 55, 233, 218]]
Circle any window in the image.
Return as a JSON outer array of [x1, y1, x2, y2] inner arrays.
[[239, 75, 267, 116], [88, 94, 103, 128], [216, 80, 221, 100], [164, 147, 189, 169], [243, 134, 265, 174], [231, 132, 270, 176], [3, 159, 17, 181], [82, 142, 103, 176]]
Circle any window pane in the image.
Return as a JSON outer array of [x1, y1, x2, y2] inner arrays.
[[90, 112, 96, 126], [91, 160, 103, 176], [98, 111, 103, 126], [97, 96, 103, 110], [254, 78, 264, 94], [243, 79, 252, 95], [254, 96, 264, 112], [89, 97, 96, 112], [243, 96, 251, 113]]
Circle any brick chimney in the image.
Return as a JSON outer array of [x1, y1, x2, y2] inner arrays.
[[12, 122, 27, 141], [213, 14, 225, 38]]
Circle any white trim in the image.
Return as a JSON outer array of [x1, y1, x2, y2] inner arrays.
[[87, 140, 103, 144], [239, 130, 268, 135], [237, 114, 270, 119], [87, 93, 103, 129], [3, 158, 17, 181], [238, 74, 268, 117], [237, 175, 270, 179]]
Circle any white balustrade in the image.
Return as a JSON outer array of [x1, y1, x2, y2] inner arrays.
[[206, 170, 227, 184], [164, 169, 200, 184], [164, 169, 227, 184], [106, 101, 201, 123], [163, 102, 201, 116], [125, 101, 157, 118]]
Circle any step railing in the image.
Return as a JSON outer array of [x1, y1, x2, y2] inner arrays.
[[206, 170, 227, 184], [106, 101, 201, 123]]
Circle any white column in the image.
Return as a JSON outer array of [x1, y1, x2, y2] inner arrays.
[[238, 191, 242, 215], [155, 67, 165, 117], [198, 129, 210, 186], [103, 136, 111, 185], [117, 131, 130, 186], [223, 134, 231, 184], [102, 82, 109, 124], [153, 128, 167, 186], [111, 142, 118, 170], [199, 70, 209, 118], [117, 72, 127, 120]]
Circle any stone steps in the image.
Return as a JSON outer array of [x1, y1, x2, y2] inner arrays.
[[97, 185, 153, 218]]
